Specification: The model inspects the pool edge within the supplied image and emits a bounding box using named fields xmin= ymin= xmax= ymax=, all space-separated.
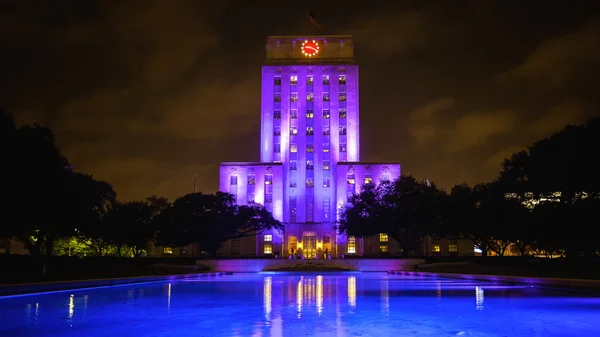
xmin=388 ymin=270 xmax=600 ymax=290
xmin=0 ymin=272 xmax=233 ymax=297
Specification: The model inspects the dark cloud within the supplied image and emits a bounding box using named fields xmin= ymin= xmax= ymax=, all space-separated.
xmin=2 ymin=0 xmax=600 ymax=199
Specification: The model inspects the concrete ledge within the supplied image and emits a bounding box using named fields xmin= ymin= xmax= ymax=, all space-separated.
xmin=0 ymin=272 xmax=230 ymax=297
xmin=197 ymin=258 xmax=424 ymax=272
xmin=388 ymin=270 xmax=600 ymax=290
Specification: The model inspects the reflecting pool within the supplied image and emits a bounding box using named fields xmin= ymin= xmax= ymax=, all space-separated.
xmin=1 ymin=273 xmax=599 ymax=336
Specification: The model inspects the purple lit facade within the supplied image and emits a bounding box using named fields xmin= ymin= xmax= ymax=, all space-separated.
xmin=218 ymin=35 xmax=401 ymax=258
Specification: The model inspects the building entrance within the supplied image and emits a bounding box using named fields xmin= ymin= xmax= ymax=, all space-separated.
xmin=302 ymin=232 xmax=317 ymax=259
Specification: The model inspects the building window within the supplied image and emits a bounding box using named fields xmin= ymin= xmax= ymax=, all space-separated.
xmin=306 ymin=197 xmax=314 ymax=222
xmin=290 ymin=126 xmax=298 ymax=135
xmin=274 ymin=143 xmax=280 ymax=153
xmin=339 ymin=94 xmax=346 ymax=101
xmin=290 ymin=94 xmax=298 ymax=102
xmin=323 ymin=126 xmax=330 ymax=135
xmin=264 ymin=243 xmax=273 ymax=255
xmin=339 ymin=126 xmax=347 ymax=135
xmin=364 ymin=175 xmax=373 ymax=185
xmin=290 ymin=75 xmax=298 ymax=85
xmin=381 ymin=173 xmax=391 ymax=182
xmin=323 ymin=92 xmax=330 ymax=101
xmin=432 ymin=239 xmax=441 ymax=253
xmin=347 ymin=174 xmax=355 ymax=185
xmin=274 ymin=77 xmax=281 ymax=85
xmin=449 ymin=243 xmax=458 ymax=252
xmin=163 ymin=247 xmax=173 ymax=254
xmin=306 ymin=160 xmax=314 ymax=170
xmin=306 ymin=144 xmax=314 ymax=152
xmin=323 ymin=143 xmax=330 ymax=152
xmin=290 ymin=109 xmax=298 ymax=118
xmin=323 ymin=75 xmax=330 ymax=84
xmin=230 ymin=176 xmax=238 ymax=185
xmin=340 ymin=143 xmax=347 ymax=152
xmin=323 ymin=109 xmax=330 ymax=118
xmin=264 ymin=234 xmax=272 ymax=242
xmin=274 ymin=126 xmax=281 ymax=136
xmin=347 ymin=237 xmax=356 ymax=254
xmin=290 ymin=177 xmax=297 ymax=187
xmin=290 ymin=144 xmax=297 ymax=152
xmin=323 ymin=198 xmax=331 ymax=219
xmin=306 ymin=93 xmax=314 ymax=102
xmin=265 ymin=194 xmax=273 ymax=203
xmin=306 ymin=110 xmax=314 ymax=118
xmin=290 ymin=196 xmax=297 ymax=223
xmin=274 ymin=110 xmax=281 ymax=119
xmin=248 ymin=175 xmax=255 ymax=185
xmin=339 ymin=109 xmax=347 ymax=118
xmin=380 ymin=245 xmax=388 ymax=253
xmin=274 ymin=94 xmax=281 ymax=102
xmin=306 ymin=127 xmax=314 ymax=135
xmin=306 ymin=178 xmax=314 ymax=187
xmin=323 ymin=177 xmax=330 ymax=187
xmin=265 ymin=174 xmax=273 ymax=185
xmin=247 ymin=193 xmax=255 ymax=203
xmin=289 ymin=160 xmax=297 ymax=170
xmin=323 ymin=160 xmax=330 ymax=170
xmin=306 ymin=76 xmax=314 ymax=85
xmin=339 ymin=75 xmax=346 ymax=84
xmin=379 ymin=233 xmax=388 ymax=242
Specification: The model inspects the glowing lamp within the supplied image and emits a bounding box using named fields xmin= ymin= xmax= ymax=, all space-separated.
xmin=301 ymin=40 xmax=320 ymax=57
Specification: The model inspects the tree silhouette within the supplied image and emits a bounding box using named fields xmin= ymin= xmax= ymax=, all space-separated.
xmin=338 ymin=175 xmax=445 ymax=256
xmin=153 ymin=192 xmax=283 ymax=255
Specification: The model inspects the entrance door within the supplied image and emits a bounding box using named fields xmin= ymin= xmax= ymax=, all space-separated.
xmin=302 ymin=234 xmax=317 ymax=259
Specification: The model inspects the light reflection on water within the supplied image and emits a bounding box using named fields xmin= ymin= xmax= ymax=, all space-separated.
xmin=2 ymin=273 xmax=600 ymax=337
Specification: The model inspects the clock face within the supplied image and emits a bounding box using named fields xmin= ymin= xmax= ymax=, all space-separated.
xmin=301 ymin=40 xmax=320 ymax=57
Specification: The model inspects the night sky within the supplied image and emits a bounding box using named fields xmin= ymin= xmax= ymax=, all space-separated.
xmin=2 ymin=1 xmax=599 ymax=201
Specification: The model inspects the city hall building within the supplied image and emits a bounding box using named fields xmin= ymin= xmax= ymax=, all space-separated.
xmin=216 ymin=35 xmax=401 ymax=258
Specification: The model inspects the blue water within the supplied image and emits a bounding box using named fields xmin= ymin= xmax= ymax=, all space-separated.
xmin=1 ymin=273 xmax=599 ymax=336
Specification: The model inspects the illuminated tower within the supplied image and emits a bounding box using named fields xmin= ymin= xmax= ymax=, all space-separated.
xmin=219 ymin=36 xmax=401 ymax=258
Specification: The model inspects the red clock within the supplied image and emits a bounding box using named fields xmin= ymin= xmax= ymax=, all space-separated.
xmin=301 ymin=40 xmax=320 ymax=57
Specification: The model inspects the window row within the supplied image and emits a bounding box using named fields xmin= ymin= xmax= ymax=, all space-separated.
xmin=284 ymin=93 xmax=346 ymax=102
xmin=289 ymin=143 xmax=347 ymax=153
xmin=286 ymin=126 xmax=347 ymax=136
xmin=274 ymin=75 xmax=346 ymax=86
xmin=273 ymin=109 xmax=347 ymax=119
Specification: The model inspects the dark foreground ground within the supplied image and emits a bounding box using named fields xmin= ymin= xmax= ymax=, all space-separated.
xmin=0 ymin=255 xmax=203 ymax=284
xmin=1 ymin=255 xmax=599 ymax=285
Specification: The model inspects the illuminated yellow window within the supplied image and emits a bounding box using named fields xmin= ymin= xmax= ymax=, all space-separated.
xmin=432 ymin=245 xmax=441 ymax=253
xmin=264 ymin=243 xmax=273 ymax=254
xmin=264 ymin=234 xmax=272 ymax=242
xmin=347 ymin=236 xmax=356 ymax=254
xmin=364 ymin=177 xmax=373 ymax=185
xmin=449 ymin=244 xmax=458 ymax=252
xmin=290 ymin=144 xmax=297 ymax=152
xmin=379 ymin=233 xmax=388 ymax=242
xmin=163 ymin=247 xmax=173 ymax=254
xmin=380 ymin=245 xmax=388 ymax=253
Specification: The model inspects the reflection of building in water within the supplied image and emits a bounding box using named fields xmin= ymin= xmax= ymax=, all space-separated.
xmin=475 ymin=286 xmax=484 ymax=310
xmin=264 ymin=276 xmax=272 ymax=319
xmin=381 ymin=277 xmax=389 ymax=314
xmin=167 ymin=283 xmax=172 ymax=311
xmin=316 ymin=275 xmax=323 ymax=315
xmin=68 ymin=294 xmax=74 ymax=319
xmin=348 ymin=276 xmax=356 ymax=308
